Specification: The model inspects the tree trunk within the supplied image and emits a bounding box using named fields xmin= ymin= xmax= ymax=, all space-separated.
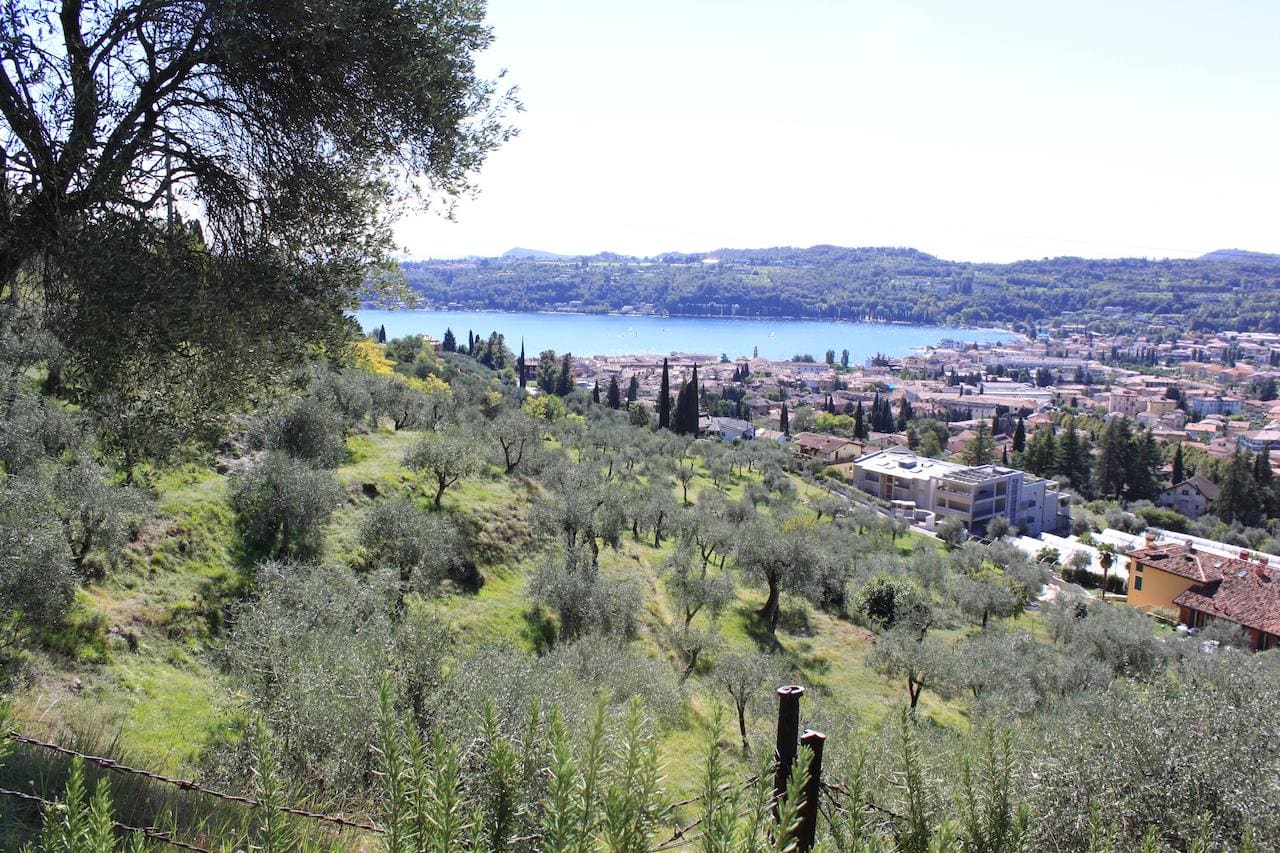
xmin=736 ymin=699 xmax=750 ymax=754
xmin=757 ymin=574 xmax=781 ymax=635
xmin=908 ymin=675 xmax=922 ymax=709
xmin=434 ymin=478 xmax=447 ymax=509
xmin=679 ymin=646 xmax=700 ymax=682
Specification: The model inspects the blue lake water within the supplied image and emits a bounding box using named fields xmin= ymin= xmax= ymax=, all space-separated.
xmin=354 ymin=309 xmax=1012 ymax=362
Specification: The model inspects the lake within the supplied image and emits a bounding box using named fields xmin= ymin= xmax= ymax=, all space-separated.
xmin=354 ymin=309 xmax=1012 ymax=362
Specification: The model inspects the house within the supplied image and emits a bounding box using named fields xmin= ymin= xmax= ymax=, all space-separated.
xmin=1239 ymin=428 xmax=1280 ymax=455
xmin=1157 ymin=475 xmax=1220 ymax=520
xmin=791 ymin=432 xmax=860 ymax=464
xmin=1173 ymin=563 xmax=1280 ymax=650
xmin=707 ymin=417 xmax=755 ymax=442
xmin=850 ymin=448 xmax=1070 ymax=537
xmin=1125 ymin=541 xmax=1258 ymax=619
xmin=755 ymin=428 xmax=788 ymax=443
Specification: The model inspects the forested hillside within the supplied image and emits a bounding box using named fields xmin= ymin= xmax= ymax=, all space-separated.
xmin=399 ymin=247 xmax=1280 ymax=332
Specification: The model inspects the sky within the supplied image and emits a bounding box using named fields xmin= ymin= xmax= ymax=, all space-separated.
xmin=393 ymin=0 xmax=1280 ymax=263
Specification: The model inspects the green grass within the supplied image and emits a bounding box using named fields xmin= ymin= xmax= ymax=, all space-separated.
xmin=13 ymin=425 xmax=984 ymax=790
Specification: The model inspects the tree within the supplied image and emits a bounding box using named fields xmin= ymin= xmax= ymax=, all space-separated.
xmin=1093 ymin=419 xmax=1131 ymax=499
xmin=734 ymin=514 xmax=818 ymax=638
xmin=1012 ymin=417 xmax=1026 ymax=454
xmin=626 ymin=375 xmax=639 ymax=403
xmin=442 ymin=328 xmax=457 ymax=353
xmin=824 ymin=349 xmax=836 ymax=365
xmin=712 ymin=652 xmax=789 ymax=754
xmin=1022 ymin=425 xmax=1057 ymax=478
xmin=1055 ymin=415 xmax=1090 ymax=492
xmin=607 ymin=375 xmax=622 ymax=409
xmin=961 ymin=421 xmax=995 ymax=466
xmin=840 ymin=349 xmax=850 ymax=369
xmin=852 ymin=574 xmax=931 ymax=631
xmin=555 ymin=354 xmax=574 ymax=397
xmin=230 ymin=452 xmax=343 ymax=561
xmin=780 ymin=402 xmax=790 ymax=435
xmin=517 ymin=340 xmax=527 ymax=388
xmin=405 ymin=426 xmax=486 ymax=509
xmin=0 ymin=0 xmax=514 ymax=431
xmin=937 ymin=516 xmax=968 ymax=547
xmin=791 ymin=404 xmax=815 ymax=434
xmin=1217 ymin=450 xmax=1262 ymax=526
xmin=258 ymin=396 xmax=348 ymax=467
xmin=53 ymin=456 xmax=149 ymax=578
xmin=1 ymin=477 xmax=77 ymax=646
xmin=360 ymin=498 xmax=462 ymax=611
xmin=868 ymin=626 xmax=952 ymax=710
xmin=658 ymin=359 xmax=672 ymax=430
xmin=853 ymin=401 xmax=866 ymax=439
xmin=537 ymin=350 xmax=559 ymax=394
xmin=591 ymin=380 xmax=601 ymax=405
xmin=490 ymin=409 xmax=540 ymax=474
xmin=1171 ymin=443 xmax=1184 ymax=485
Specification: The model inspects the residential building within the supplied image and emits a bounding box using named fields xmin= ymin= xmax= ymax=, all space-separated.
xmin=1239 ymin=428 xmax=1280 ymax=455
xmin=850 ymin=448 xmax=1070 ymax=537
xmin=791 ymin=432 xmax=861 ymax=465
xmin=707 ymin=417 xmax=755 ymax=442
xmin=1157 ymin=476 xmax=1220 ymax=520
xmin=1126 ymin=542 xmax=1279 ymax=649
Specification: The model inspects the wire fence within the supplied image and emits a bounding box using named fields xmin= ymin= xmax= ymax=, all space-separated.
xmin=4 ymin=685 xmax=888 ymax=852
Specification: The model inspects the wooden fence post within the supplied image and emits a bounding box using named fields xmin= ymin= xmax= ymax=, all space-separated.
xmin=774 ymin=685 xmax=804 ymax=815
xmin=796 ymin=729 xmax=827 ymax=852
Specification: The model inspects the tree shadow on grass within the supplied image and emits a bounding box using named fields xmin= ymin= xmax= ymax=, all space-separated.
xmin=520 ymin=606 xmax=556 ymax=654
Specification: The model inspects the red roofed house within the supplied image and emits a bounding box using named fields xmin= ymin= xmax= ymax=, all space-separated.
xmin=791 ymin=432 xmax=861 ymax=465
xmin=1126 ymin=541 xmax=1280 ymax=649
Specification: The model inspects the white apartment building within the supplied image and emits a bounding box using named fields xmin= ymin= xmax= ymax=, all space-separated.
xmin=851 ymin=448 xmax=1070 ymax=537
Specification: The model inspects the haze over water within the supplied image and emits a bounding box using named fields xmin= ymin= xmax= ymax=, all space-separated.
xmin=356 ymin=309 xmax=1012 ymax=362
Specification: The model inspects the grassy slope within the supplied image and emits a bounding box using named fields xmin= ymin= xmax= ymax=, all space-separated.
xmin=11 ymin=428 xmax=972 ymax=793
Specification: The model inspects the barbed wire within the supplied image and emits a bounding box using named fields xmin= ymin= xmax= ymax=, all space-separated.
xmin=0 ymin=786 xmax=211 ymax=852
xmin=5 ymin=730 xmax=384 ymax=835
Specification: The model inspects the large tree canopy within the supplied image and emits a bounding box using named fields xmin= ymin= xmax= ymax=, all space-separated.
xmin=0 ymin=0 xmax=515 ymax=450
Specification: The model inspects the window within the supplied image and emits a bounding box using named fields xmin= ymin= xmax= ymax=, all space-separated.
xmin=1135 ymin=563 xmax=1143 ymax=572
xmin=1134 ymin=576 xmax=1143 ymax=591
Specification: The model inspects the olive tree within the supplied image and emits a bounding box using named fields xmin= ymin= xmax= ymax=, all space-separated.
xmin=0 ymin=0 xmax=515 ymax=447
xmin=733 ymin=513 xmax=819 ymax=638
xmin=53 ymin=455 xmax=149 ymax=578
xmin=229 ymin=452 xmax=343 ymax=561
xmin=360 ymin=498 xmax=463 ymax=610
xmin=1 ymin=478 xmax=76 ymax=648
xmin=404 ymin=426 xmax=486 ymax=509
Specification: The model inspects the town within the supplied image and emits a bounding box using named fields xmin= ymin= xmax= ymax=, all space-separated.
xmin=441 ymin=320 xmax=1280 ymax=651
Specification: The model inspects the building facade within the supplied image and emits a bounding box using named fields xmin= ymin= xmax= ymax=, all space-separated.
xmin=851 ymin=448 xmax=1070 ymax=537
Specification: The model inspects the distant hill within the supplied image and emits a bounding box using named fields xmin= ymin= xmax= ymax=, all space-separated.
xmin=502 ymin=247 xmax=569 ymax=260
xmin=1199 ymin=248 xmax=1280 ymax=264
xmin=396 ymin=244 xmax=1280 ymax=333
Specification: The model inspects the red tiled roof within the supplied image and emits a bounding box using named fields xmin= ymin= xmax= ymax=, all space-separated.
xmin=792 ymin=432 xmax=852 ymax=455
xmin=1173 ymin=564 xmax=1280 ymax=634
xmin=1127 ymin=542 xmax=1254 ymax=584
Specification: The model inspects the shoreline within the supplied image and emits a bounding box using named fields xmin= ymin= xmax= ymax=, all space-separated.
xmin=357 ymin=304 xmax=1021 ymax=341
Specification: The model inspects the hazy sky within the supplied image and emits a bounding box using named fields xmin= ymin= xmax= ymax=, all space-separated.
xmin=394 ymin=0 xmax=1280 ymax=263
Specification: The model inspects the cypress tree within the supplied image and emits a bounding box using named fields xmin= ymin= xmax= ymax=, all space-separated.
xmin=377 ymin=324 xmax=387 ymax=344
xmin=896 ymin=398 xmax=914 ymax=432
xmin=1012 ymin=417 xmax=1026 ymax=453
xmin=517 ymin=340 xmax=526 ymax=388
xmin=443 ymin=328 xmax=457 ymax=353
xmin=1171 ymin=443 xmax=1184 ymax=485
xmin=780 ymin=402 xmax=790 ymax=435
xmin=673 ymin=382 xmax=691 ymax=435
xmin=626 ymin=375 xmax=639 ymax=403
xmin=607 ymin=375 xmax=621 ymax=409
xmin=658 ymin=358 xmax=672 ymax=430
xmin=592 ymin=380 xmax=600 ymax=404
xmin=853 ymin=401 xmax=866 ymax=439
xmin=556 ymin=354 xmax=573 ymax=396
xmin=467 ymin=330 xmax=474 ymax=352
